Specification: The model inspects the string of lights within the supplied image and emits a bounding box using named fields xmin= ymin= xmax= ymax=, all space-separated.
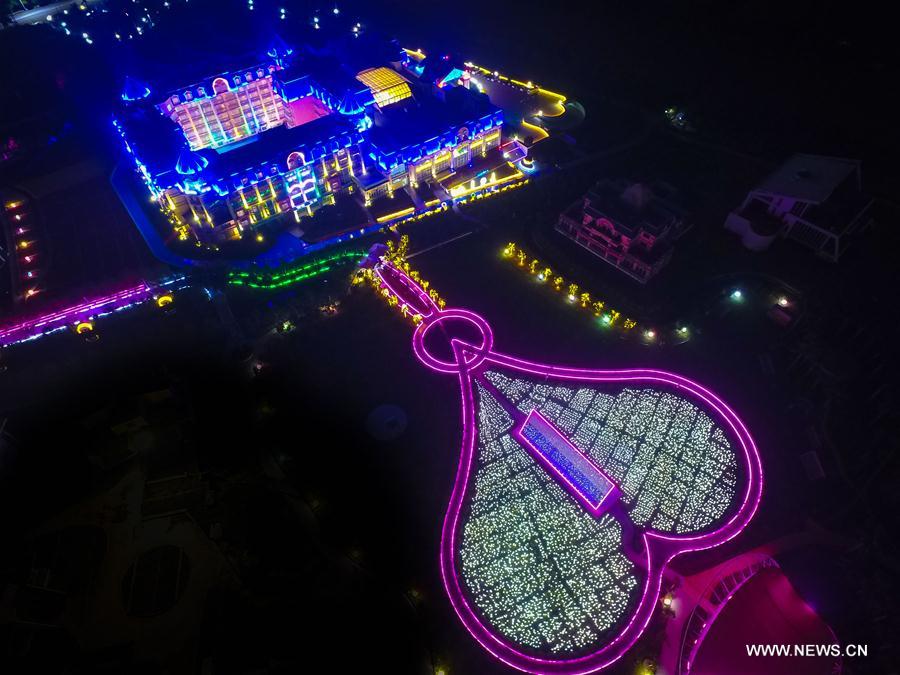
xmin=227 ymin=249 xmax=365 ymax=289
xmin=501 ymin=242 xmax=643 ymax=336
xmin=484 ymin=370 xmax=740 ymax=535
xmin=458 ymin=383 xmax=641 ymax=655
xmin=356 ymin=235 xmax=447 ymax=323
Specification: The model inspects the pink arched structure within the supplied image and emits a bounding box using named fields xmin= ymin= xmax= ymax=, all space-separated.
xmin=372 ymin=259 xmax=764 ymax=674
xmin=211 ymin=77 xmax=232 ymax=95
xmin=286 ymin=151 xmax=306 ymax=171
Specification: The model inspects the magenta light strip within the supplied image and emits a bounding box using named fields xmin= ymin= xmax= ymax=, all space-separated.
xmin=376 ymin=261 xmax=438 ymax=318
xmin=679 ymin=560 xmax=777 ymax=674
xmin=0 ymin=282 xmax=153 ymax=347
xmin=373 ymin=259 xmax=763 ymax=674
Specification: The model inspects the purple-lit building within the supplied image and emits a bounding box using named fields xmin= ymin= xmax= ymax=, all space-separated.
xmin=557 ymin=180 xmax=689 ymax=283
xmin=114 ymin=39 xmax=508 ymax=245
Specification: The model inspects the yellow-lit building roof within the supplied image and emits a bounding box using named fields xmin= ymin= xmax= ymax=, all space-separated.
xmin=356 ymin=67 xmax=413 ymax=108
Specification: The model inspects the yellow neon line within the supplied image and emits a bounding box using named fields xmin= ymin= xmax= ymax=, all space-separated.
xmin=182 ymin=106 xmax=202 ymax=149
xmin=267 ymin=178 xmax=281 ymax=212
xmin=376 ymin=206 xmax=415 ymax=223
xmin=520 ymin=119 xmax=549 ymax=141
xmin=448 ymin=170 xmax=524 ymax=199
xmin=466 ymin=61 xmax=567 ymax=115
xmin=537 ymin=87 xmax=567 ymax=102
xmin=402 ymin=47 xmax=426 ymax=61
xmin=536 ymin=90 xmax=566 ymax=117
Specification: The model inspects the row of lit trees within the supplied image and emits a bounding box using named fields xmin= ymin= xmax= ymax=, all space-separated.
xmin=354 ymin=235 xmax=448 ymax=324
xmin=502 ymin=242 xmax=639 ymax=332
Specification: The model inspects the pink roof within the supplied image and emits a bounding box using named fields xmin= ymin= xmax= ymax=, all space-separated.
xmin=692 ymin=567 xmax=840 ymax=675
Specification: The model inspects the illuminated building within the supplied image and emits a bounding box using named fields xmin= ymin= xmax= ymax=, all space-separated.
xmin=557 ymin=180 xmax=688 ymax=284
xmin=725 ymin=153 xmax=873 ymax=261
xmin=114 ymin=37 xmax=509 ymax=244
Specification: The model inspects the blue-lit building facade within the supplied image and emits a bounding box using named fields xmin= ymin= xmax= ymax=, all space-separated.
xmin=114 ymin=40 xmax=506 ymax=243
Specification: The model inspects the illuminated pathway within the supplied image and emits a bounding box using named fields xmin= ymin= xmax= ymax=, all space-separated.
xmin=364 ymin=254 xmax=763 ymax=674
xmin=0 ymin=275 xmax=187 ymax=348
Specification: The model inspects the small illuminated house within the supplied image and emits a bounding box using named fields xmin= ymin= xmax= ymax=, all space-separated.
xmin=114 ymin=39 xmax=506 ymax=243
xmin=725 ymin=154 xmax=873 ymax=261
xmin=557 ymin=180 xmax=688 ymax=283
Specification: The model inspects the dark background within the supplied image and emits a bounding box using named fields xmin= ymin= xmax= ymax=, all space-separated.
xmin=1 ymin=1 xmax=898 ymax=673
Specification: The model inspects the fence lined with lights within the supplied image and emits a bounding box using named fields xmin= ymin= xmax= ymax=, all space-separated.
xmin=227 ymin=249 xmax=365 ymax=290
xmin=463 ymin=62 xmax=568 ymax=116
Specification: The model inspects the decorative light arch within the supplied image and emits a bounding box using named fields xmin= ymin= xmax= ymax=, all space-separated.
xmin=286 ymin=151 xmax=306 ymax=171
xmin=211 ymin=77 xmax=231 ymax=95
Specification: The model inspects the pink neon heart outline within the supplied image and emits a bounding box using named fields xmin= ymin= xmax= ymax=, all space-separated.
xmin=374 ymin=260 xmax=763 ymax=674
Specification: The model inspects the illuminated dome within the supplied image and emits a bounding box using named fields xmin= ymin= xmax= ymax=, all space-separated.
xmin=175 ymin=148 xmax=209 ymax=176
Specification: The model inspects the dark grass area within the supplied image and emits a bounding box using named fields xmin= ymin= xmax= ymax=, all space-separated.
xmin=414 ymin=181 xmax=439 ymax=205
xmin=23 ymin=172 xmax=162 ymax=300
xmin=0 ymin=286 xmax=433 ymax=673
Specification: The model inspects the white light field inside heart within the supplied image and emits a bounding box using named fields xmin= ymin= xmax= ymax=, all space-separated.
xmin=458 ymin=384 xmax=641 ymax=656
xmin=484 ymin=371 xmax=739 ymax=535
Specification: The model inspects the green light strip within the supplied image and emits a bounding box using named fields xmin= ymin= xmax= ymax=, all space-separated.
xmin=227 ymin=250 xmax=365 ymax=290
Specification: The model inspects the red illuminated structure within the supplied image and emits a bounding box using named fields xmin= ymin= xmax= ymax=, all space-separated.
xmin=557 ymin=180 xmax=688 ymax=284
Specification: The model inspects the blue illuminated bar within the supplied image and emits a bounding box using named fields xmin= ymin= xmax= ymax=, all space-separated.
xmin=515 ymin=409 xmax=618 ymax=515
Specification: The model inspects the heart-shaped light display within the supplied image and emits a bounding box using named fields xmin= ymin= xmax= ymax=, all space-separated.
xmin=373 ymin=260 xmax=762 ymax=674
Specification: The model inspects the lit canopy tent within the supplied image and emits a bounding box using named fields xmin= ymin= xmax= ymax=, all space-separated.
xmin=174 ymin=147 xmax=209 ymax=176
xmin=356 ymin=67 xmax=413 ymax=108
xmin=337 ymin=90 xmax=365 ymax=116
